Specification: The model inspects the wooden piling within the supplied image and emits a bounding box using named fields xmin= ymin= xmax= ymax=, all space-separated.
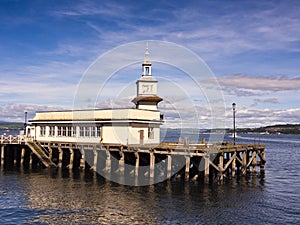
xmin=252 ymin=151 xmax=257 ymax=173
xmin=69 ymin=148 xmax=74 ymax=169
xmin=48 ymin=144 xmax=53 ymax=161
xmin=92 ymin=148 xmax=97 ymax=172
xmin=20 ymin=147 xmax=25 ymax=165
xmin=118 ymin=150 xmax=125 ymax=175
xmin=259 ymin=151 xmax=266 ymax=172
xmin=134 ymin=152 xmax=139 ymax=177
xmin=219 ymin=153 xmax=224 ymax=181
xmin=1 ymin=145 xmax=5 ymax=166
xmin=29 ymin=152 xmax=33 ymax=168
xmin=185 ymin=156 xmax=190 ymax=181
xmin=150 ymin=152 xmax=155 ymax=178
xmin=242 ymin=151 xmax=247 ymax=175
xmin=105 ymin=148 xmax=111 ymax=173
xmin=13 ymin=146 xmax=17 ymax=165
xmin=80 ymin=148 xmax=85 ymax=169
xmin=231 ymin=152 xmax=236 ymax=177
xmin=167 ymin=155 xmax=172 ymax=178
xmin=58 ymin=146 xmax=63 ymax=168
xmin=204 ymin=155 xmax=210 ymax=183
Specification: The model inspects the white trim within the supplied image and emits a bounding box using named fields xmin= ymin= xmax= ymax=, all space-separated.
xmin=30 ymin=119 xmax=163 ymax=125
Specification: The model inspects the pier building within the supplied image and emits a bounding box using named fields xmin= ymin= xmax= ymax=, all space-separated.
xmin=27 ymin=46 xmax=163 ymax=146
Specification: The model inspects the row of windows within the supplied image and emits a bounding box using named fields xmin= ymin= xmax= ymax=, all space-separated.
xmin=40 ymin=126 xmax=101 ymax=138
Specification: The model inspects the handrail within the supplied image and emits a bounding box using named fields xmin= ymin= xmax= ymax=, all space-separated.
xmin=0 ymin=134 xmax=26 ymax=144
xmin=0 ymin=134 xmax=35 ymax=144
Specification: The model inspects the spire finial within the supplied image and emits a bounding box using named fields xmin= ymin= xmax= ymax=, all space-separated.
xmin=144 ymin=41 xmax=150 ymax=63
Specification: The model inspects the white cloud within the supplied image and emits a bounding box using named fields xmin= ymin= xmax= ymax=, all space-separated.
xmin=218 ymin=74 xmax=300 ymax=91
xmin=52 ymin=1 xmax=131 ymax=18
xmin=250 ymin=98 xmax=280 ymax=107
xmin=229 ymin=108 xmax=300 ymax=128
xmin=0 ymin=104 xmax=65 ymax=122
xmin=0 ymin=59 xmax=89 ymax=106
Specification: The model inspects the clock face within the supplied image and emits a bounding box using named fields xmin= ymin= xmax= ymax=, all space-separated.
xmin=142 ymin=84 xmax=153 ymax=94
xmin=138 ymin=82 xmax=156 ymax=95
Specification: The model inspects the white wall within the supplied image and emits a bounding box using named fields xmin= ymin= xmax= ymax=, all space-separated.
xmin=137 ymin=104 xmax=157 ymax=111
xmin=102 ymin=125 xmax=130 ymax=145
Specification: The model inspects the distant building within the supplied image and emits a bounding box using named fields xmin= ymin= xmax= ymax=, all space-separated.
xmin=27 ymin=46 xmax=163 ymax=145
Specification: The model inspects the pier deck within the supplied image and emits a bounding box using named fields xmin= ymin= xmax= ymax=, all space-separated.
xmin=0 ymin=134 xmax=266 ymax=183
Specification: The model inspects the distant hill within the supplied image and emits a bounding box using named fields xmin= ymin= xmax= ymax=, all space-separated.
xmin=1 ymin=121 xmax=299 ymax=134
xmin=234 ymin=124 xmax=300 ymax=134
xmin=0 ymin=121 xmax=24 ymax=129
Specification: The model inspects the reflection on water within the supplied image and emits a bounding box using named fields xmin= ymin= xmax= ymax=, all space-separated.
xmin=0 ymin=167 xmax=268 ymax=224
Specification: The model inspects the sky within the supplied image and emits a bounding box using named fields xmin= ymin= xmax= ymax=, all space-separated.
xmin=0 ymin=0 xmax=299 ymax=128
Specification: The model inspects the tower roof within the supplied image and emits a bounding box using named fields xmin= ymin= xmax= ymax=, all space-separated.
xmin=132 ymin=95 xmax=163 ymax=105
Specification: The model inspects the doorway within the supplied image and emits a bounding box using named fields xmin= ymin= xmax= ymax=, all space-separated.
xmin=139 ymin=130 xmax=144 ymax=145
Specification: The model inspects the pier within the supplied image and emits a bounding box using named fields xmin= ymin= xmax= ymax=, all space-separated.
xmin=0 ymin=134 xmax=266 ymax=183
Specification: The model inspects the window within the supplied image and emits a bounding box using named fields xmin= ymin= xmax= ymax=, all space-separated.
xmin=40 ymin=126 xmax=46 ymax=137
xmin=67 ymin=126 xmax=72 ymax=137
xmin=62 ymin=126 xmax=66 ymax=136
xmin=85 ymin=126 xmax=90 ymax=137
xmin=148 ymin=127 xmax=154 ymax=139
xmin=96 ymin=126 xmax=101 ymax=137
xmin=91 ymin=127 xmax=95 ymax=137
xmin=57 ymin=127 xmax=61 ymax=136
xmin=49 ymin=126 xmax=55 ymax=136
xmin=79 ymin=126 xmax=84 ymax=137
xmin=72 ymin=126 xmax=77 ymax=137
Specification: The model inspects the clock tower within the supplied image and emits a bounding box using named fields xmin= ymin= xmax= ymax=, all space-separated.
xmin=132 ymin=44 xmax=163 ymax=110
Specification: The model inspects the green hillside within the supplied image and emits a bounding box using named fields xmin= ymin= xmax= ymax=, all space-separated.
xmin=0 ymin=121 xmax=24 ymax=129
xmin=234 ymin=124 xmax=300 ymax=134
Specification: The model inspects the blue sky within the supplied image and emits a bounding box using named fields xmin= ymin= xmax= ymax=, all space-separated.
xmin=0 ymin=0 xmax=299 ymax=128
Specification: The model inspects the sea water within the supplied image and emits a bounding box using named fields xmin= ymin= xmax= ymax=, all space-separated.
xmin=0 ymin=133 xmax=299 ymax=224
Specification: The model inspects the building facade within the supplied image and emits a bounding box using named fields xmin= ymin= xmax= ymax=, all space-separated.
xmin=27 ymin=47 xmax=163 ymax=145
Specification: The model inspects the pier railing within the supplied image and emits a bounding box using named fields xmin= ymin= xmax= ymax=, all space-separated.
xmin=0 ymin=134 xmax=27 ymax=144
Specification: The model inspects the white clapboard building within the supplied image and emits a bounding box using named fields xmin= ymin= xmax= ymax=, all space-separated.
xmin=27 ymin=47 xmax=163 ymax=145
